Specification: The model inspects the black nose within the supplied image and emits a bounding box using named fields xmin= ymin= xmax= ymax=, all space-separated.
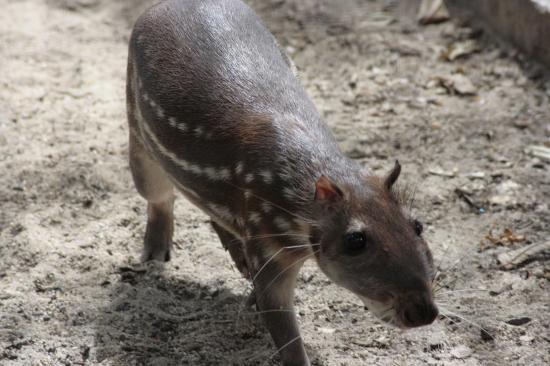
xmin=403 ymin=302 xmax=438 ymax=327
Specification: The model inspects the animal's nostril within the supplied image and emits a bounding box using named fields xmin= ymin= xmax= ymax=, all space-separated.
xmin=427 ymin=303 xmax=439 ymax=323
xmin=403 ymin=307 xmax=418 ymax=325
xmin=403 ymin=303 xmax=438 ymax=327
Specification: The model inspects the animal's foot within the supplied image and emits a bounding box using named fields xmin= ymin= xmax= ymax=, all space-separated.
xmin=141 ymin=244 xmax=171 ymax=262
xmin=141 ymin=234 xmax=172 ymax=262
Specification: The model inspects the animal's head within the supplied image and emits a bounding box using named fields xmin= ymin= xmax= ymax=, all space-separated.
xmin=311 ymin=161 xmax=438 ymax=329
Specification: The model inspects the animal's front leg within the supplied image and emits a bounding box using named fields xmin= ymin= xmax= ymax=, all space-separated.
xmin=211 ymin=221 xmax=250 ymax=279
xmin=251 ymin=248 xmax=310 ymax=366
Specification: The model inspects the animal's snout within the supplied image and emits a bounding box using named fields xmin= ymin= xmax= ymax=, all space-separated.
xmin=401 ymin=300 xmax=438 ymax=327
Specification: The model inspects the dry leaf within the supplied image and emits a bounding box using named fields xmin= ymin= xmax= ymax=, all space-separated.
xmin=484 ymin=228 xmax=526 ymax=247
xmin=442 ymin=40 xmax=481 ymax=61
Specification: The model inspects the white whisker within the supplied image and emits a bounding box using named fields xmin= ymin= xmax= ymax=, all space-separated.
xmin=226 ymin=232 xmax=312 ymax=247
xmin=251 ymin=244 xmax=319 ymax=285
xmin=435 ymin=288 xmax=492 ymax=296
xmin=261 ymin=335 xmax=302 ymax=366
xmin=438 ymin=305 xmax=495 ymax=339
xmin=255 ymin=249 xmax=320 ymax=304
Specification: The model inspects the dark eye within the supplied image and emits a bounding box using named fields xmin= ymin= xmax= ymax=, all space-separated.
xmin=343 ymin=232 xmax=368 ymax=255
xmin=413 ymin=220 xmax=423 ymax=236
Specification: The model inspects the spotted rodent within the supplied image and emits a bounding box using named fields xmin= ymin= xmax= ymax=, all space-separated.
xmin=126 ymin=0 xmax=438 ymax=364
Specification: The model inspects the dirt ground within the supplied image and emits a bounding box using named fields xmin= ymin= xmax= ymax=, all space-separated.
xmin=1 ymin=0 xmax=549 ymax=365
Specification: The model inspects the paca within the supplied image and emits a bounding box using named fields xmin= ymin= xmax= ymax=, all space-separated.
xmin=126 ymin=0 xmax=438 ymax=364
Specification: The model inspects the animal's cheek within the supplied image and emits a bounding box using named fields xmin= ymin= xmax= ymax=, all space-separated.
xmin=318 ymin=237 xmax=341 ymax=257
xmin=316 ymin=255 xmax=345 ymax=283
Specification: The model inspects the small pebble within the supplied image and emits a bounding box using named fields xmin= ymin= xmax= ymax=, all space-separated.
xmin=506 ymin=317 xmax=531 ymax=326
xmin=318 ymin=327 xmax=335 ymax=334
xmin=450 ymin=345 xmax=472 ymax=359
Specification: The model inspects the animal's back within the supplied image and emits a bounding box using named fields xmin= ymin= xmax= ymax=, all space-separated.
xmin=127 ymin=0 xmax=346 ymax=234
xmin=131 ymin=0 xmax=317 ymax=127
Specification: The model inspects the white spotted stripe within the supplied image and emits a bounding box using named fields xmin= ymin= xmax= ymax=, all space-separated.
xmin=207 ymin=203 xmax=233 ymax=222
xmin=235 ymin=161 xmax=244 ymax=175
xmin=194 ymin=126 xmax=204 ymax=137
xmin=283 ymin=187 xmax=296 ymax=201
xmin=278 ymin=170 xmax=293 ymax=182
xmin=141 ymin=96 xmax=219 ymax=141
xmin=188 ymin=163 xmax=203 ymax=175
xmin=176 ymin=123 xmax=188 ymax=132
xmin=274 ymin=216 xmax=292 ymax=232
xmin=245 ymin=173 xmax=254 ymax=184
xmin=260 ymin=170 xmax=273 ymax=184
xmin=138 ymin=117 xmax=231 ymax=182
xmin=218 ymin=168 xmax=231 ymax=180
xmin=260 ymin=201 xmax=272 ymax=213
xmin=204 ymin=167 xmax=218 ymax=180
xmin=155 ymin=106 xmax=165 ymax=118
xmin=248 ymin=211 xmax=262 ymax=225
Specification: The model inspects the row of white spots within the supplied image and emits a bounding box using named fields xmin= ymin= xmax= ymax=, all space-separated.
xmin=244 ymin=173 xmax=254 ymax=184
xmin=138 ymin=80 xmax=288 ymax=191
xmin=259 ymin=170 xmax=273 ymax=184
xmin=168 ymin=117 xmax=179 ymax=129
xmin=139 ymin=113 xmax=233 ymax=182
xmin=206 ymin=203 xmax=233 ymax=223
xmin=248 ymin=211 xmax=262 ymax=225
xmin=273 ymin=216 xmax=292 ymax=232
xmin=137 ymin=93 xmax=289 ymax=203
xmin=139 ymin=80 xmax=190 ymax=135
xmin=140 ymin=86 xmax=214 ymax=140
xmin=235 ymin=161 xmax=244 ymax=175
xmin=136 ymin=79 xmax=308 ymax=237
xmin=283 ymin=187 xmax=296 ymax=201
xmin=260 ymin=201 xmax=272 ymax=213
xmin=243 ymin=170 xmax=275 ymax=185
xmin=135 ymin=77 xmax=247 ymax=238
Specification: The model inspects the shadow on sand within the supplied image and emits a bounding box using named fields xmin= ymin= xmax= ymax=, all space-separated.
xmin=93 ymin=264 xmax=322 ymax=365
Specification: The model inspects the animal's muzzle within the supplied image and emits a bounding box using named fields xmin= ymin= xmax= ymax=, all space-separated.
xmin=401 ymin=300 xmax=439 ymax=327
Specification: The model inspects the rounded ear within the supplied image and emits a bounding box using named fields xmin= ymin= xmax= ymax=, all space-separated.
xmin=314 ymin=175 xmax=344 ymax=203
xmin=384 ymin=160 xmax=401 ymax=189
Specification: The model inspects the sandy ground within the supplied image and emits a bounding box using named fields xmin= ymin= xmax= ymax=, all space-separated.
xmin=1 ymin=0 xmax=549 ymax=365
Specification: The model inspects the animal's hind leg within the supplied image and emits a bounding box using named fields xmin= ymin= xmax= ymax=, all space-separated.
xmin=211 ymin=221 xmax=250 ymax=279
xmin=129 ymin=130 xmax=175 ymax=262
